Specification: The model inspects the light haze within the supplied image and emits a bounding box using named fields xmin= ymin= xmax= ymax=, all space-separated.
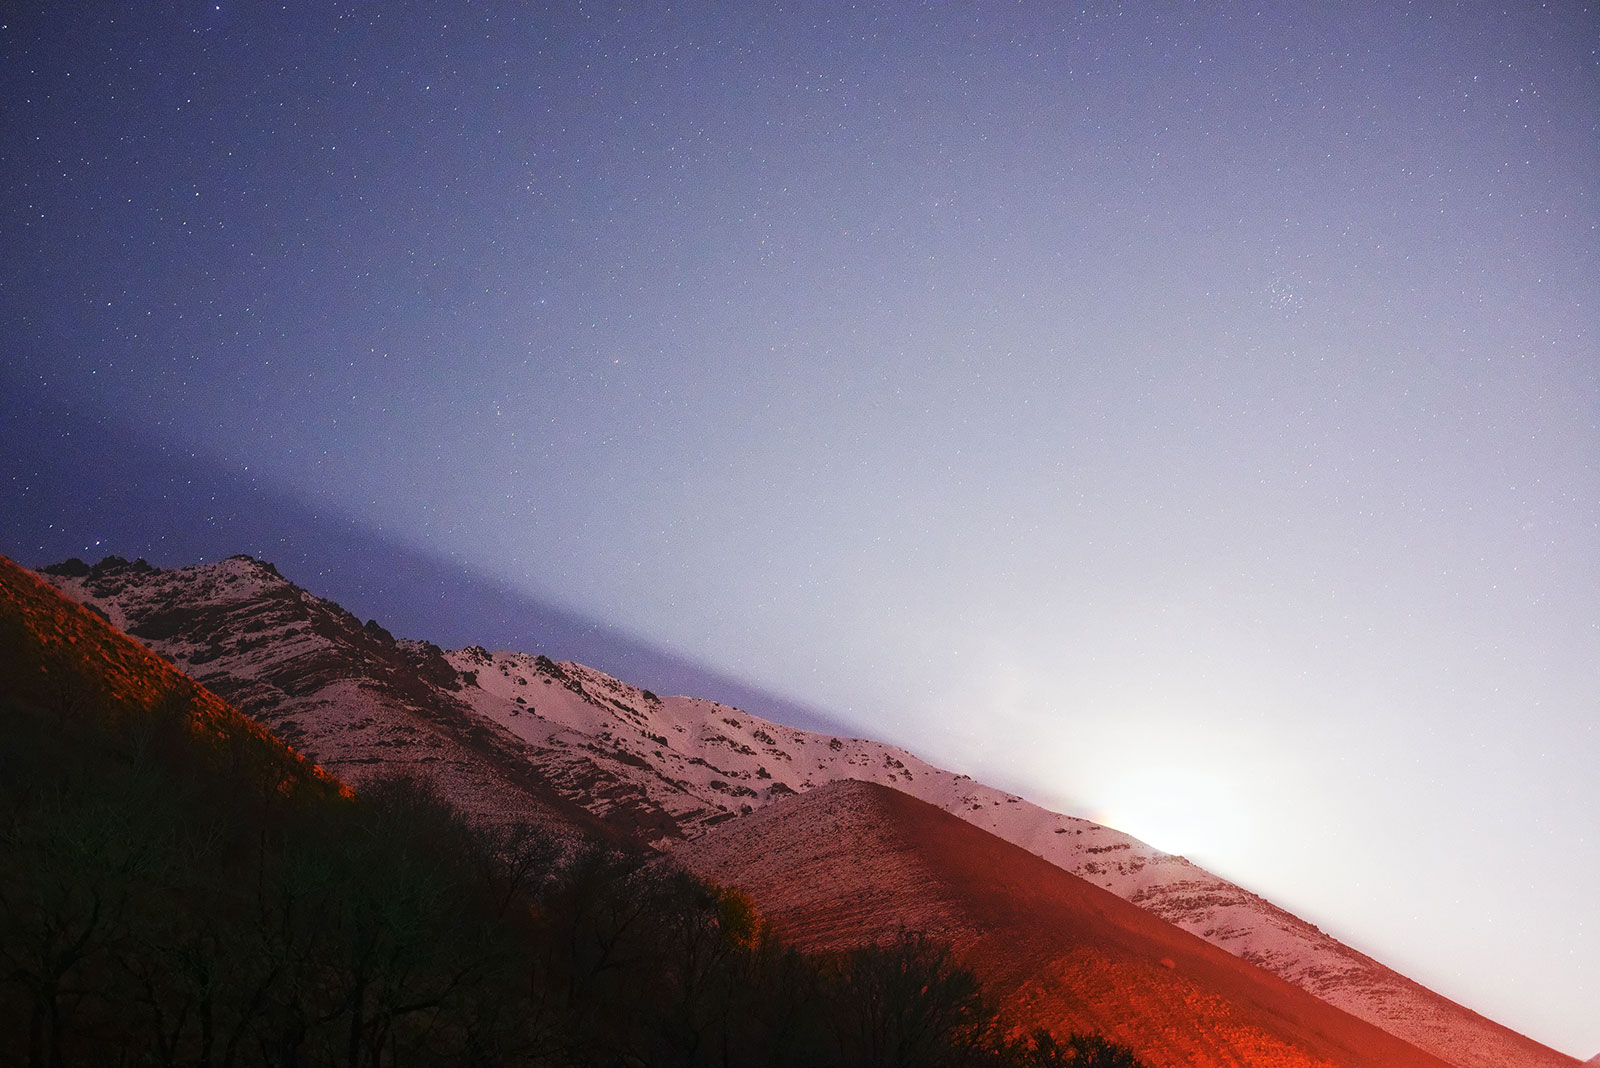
xmin=1 ymin=2 xmax=1595 ymax=1054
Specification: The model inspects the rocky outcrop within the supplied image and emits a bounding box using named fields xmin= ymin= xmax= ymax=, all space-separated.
xmin=40 ymin=555 xmax=1581 ymax=1068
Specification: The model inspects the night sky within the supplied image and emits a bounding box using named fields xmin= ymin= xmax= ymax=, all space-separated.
xmin=2 ymin=2 xmax=1596 ymax=1055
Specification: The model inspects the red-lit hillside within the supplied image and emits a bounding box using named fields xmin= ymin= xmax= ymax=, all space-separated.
xmin=675 ymin=779 xmax=1461 ymax=1068
xmin=0 ymin=554 xmax=346 ymax=803
xmin=37 ymin=554 xmax=1580 ymax=1068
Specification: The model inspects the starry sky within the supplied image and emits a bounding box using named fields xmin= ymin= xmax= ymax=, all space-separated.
xmin=2 ymin=1 xmax=1596 ymax=1055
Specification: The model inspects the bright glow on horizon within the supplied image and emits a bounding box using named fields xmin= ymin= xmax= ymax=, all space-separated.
xmin=2 ymin=1 xmax=1595 ymax=1055
xmin=1090 ymin=765 xmax=1259 ymax=864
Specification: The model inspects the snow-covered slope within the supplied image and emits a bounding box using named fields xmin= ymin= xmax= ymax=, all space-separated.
xmin=35 ymin=555 xmax=622 ymax=842
xmin=452 ymin=642 xmax=1573 ymax=1068
xmin=40 ymin=555 xmax=1579 ymax=1068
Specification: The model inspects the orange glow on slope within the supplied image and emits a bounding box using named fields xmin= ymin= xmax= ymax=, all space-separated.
xmin=0 ymin=554 xmax=351 ymax=800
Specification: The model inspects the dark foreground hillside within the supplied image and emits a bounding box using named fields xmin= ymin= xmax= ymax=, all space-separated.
xmin=32 ymin=554 xmax=1581 ymax=1068
xmin=1 ymin=556 xmax=1141 ymax=1068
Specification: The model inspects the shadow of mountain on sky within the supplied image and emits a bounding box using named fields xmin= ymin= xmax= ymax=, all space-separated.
xmin=0 ymin=369 xmax=851 ymax=737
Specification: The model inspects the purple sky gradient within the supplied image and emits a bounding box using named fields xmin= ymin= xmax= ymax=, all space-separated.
xmin=3 ymin=2 xmax=1596 ymax=1054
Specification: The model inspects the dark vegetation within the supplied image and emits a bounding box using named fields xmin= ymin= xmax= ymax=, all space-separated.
xmin=1 ymin=566 xmax=1146 ymax=1068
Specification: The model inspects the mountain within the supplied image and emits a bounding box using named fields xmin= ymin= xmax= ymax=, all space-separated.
xmin=8 ymin=554 xmax=939 ymax=1067
xmin=0 ymin=554 xmax=344 ymax=806
xmin=37 ymin=553 xmax=1580 ymax=1068
xmin=674 ymin=779 xmax=1456 ymax=1068
xmin=33 ymin=554 xmax=631 ymax=847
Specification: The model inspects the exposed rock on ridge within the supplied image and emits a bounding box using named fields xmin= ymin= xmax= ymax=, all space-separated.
xmin=39 ymin=554 xmax=1581 ymax=1068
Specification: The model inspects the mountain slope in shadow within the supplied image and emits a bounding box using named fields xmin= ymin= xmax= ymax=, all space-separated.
xmin=33 ymin=553 xmax=1577 ymax=1068
xmin=0 ymin=553 xmax=346 ymax=804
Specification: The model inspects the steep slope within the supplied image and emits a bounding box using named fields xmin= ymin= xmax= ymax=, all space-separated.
xmin=35 ymin=555 xmax=624 ymax=844
xmin=441 ymin=637 xmax=1581 ymax=1068
xmin=39 ymin=554 xmax=1578 ymax=1068
xmin=674 ymin=779 xmax=1456 ymax=1068
xmin=0 ymin=554 xmax=344 ymax=805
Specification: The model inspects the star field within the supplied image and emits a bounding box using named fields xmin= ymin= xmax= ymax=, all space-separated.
xmin=2 ymin=2 xmax=1596 ymax=1055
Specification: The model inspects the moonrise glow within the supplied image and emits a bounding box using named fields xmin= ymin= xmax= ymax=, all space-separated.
xmin=2 ymin=2 xmax=1595 ymax=1056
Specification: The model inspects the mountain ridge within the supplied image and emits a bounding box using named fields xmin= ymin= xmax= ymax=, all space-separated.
xmin=34 ymin=552 xmax=1581 ymax=1068
xmin=674 ymin=777 xmax=1459 ymax=1068
xmin=0 ymin=555 xmax=346 ymax=800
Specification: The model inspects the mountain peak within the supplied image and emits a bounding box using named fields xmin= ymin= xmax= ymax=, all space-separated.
xmin=0 ymin=554 xmax=346 ymax=802
xmin=32 ymin=554 xmax=1585 ymax=1068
